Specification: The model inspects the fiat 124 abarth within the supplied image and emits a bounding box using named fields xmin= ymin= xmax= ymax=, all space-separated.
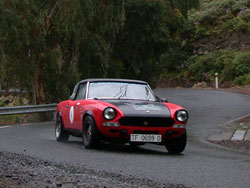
xmin=55 ymin=79 xmax=188 ymax=154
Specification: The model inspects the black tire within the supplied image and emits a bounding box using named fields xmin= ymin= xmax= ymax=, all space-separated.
xmin=55 ymin=114 xmax=69 ymax=142
xmin=82 ymin=116 xmax=100 ymax=149
xmin=165 ymin=129 xmax=187 ymax=154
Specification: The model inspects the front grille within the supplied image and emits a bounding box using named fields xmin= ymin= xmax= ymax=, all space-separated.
xmin=133 ymin=130 xmax=159 ymax=134
xmin=119 ymin=117 xmax=175 ymax=127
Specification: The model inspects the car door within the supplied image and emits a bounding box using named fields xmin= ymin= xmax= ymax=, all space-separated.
xmin=61 ymin=100 xmax=73 ymax=129
xmin=70 ymin=83 xmax=87 ymax=130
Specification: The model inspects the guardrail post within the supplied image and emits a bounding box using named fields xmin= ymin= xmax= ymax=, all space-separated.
xmin=215 ymin=73 xmax=219 ymax=89
xmin=53 ymin=112 xmax=57 ymax=121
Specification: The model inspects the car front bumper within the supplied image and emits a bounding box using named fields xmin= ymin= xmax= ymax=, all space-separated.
xmin=98 ymin=124 xmax=186 ymax=144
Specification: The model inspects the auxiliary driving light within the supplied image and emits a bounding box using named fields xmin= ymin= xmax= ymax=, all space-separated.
xmin=173 ymin=124 xmax=185 ymax=129
xmin=103 ymin=122 xmax=120 ymax=127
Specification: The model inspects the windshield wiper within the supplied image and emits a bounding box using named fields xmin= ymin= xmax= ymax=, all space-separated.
xmin=114 ymin=85 xmax=128 ymax=99
xmin=145 ymin=86 xmax=150 ymax=101
xmin=119 ymin=85 xmax=128 ymax=99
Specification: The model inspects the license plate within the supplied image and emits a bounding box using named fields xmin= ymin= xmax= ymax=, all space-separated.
xmin=130 ymin=134 xmax=162 ymax=143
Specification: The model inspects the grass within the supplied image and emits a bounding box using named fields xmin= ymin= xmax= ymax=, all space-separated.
xmin=0 ymin=95 xmax=52 ymax=125
xmin=0 ymin=114 xmax=40 ymax=125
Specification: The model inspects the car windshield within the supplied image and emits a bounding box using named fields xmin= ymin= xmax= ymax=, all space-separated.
xmin=87 ymin=82 xmax=156 ymax=101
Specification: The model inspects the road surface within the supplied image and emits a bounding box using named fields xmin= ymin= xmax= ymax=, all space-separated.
xmin=0 ymin=89 xmax=250 ymax=187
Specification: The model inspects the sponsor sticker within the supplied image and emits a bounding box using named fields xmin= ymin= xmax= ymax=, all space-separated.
xmin=69 ymin=106 xmax=74 ymax=124
xmin=133 ymin=104 xmax=161 ymax=111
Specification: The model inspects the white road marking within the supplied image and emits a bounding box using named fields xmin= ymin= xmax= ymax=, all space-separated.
xmin=21 ymin=123 xmax=31 ymax=126
xmin=0 ymin=126 xmax=11 ymax=129
xmin=224 ymin=113 xmax=250 ymax=125
xmin=231 ymin=130 xmax=246 ymax=141
xmin=0 ymin=123 xmax=30 ymax=128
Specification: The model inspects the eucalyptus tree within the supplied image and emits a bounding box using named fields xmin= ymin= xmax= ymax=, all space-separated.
xmin=0 ymin=0 xmax=126 ymax=103
xmin=0 ymin=0 xmax=199 ymax=104
xmin=113 ymin=0 xmax=199 ymax=85
xmin=0 ymin=0 xmax=68 ymax=103
xmin=77 ymin=0 xmax=125 ymax=79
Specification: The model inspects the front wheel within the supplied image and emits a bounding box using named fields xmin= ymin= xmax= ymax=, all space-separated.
xmin=165 ymin=129 xmax=187 ymax=154
xmin=82 ymin=116 xmax=100 ymax=149
xmin=55 ymin=115 xmax=69 ymax=142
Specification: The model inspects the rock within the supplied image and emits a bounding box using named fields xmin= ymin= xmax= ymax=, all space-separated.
xmin=192 ymin=82 xmax=208 ymax=88
xmin=22 ymin=98 xmax=29 ymax=105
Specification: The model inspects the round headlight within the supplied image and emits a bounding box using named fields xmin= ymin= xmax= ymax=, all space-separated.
xmin=103 ymin=107 xmax=116 ymax=120
xmin=175 ymin=110 xmax=188 ymax=122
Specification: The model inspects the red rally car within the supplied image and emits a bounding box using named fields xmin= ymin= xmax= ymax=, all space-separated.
xmin=55 ymin=79 xmax=188 ymax=154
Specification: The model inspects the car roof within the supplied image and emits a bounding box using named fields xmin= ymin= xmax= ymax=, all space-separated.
xmin=77 ymin=78 xmax=148 ymax=85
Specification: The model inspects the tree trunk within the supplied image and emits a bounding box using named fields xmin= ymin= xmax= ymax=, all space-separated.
xmin=34 ymin=68 xmax=45 ymax=105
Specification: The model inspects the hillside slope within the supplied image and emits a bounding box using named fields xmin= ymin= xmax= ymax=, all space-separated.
xmin=190 ymin=0 xmax=250 ymax=54
xmin=161 ymin=0 xmax=250 ymax=87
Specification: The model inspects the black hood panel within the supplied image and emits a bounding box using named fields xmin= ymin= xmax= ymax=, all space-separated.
xmin=101 ymin=99 xmax=171 ymax=118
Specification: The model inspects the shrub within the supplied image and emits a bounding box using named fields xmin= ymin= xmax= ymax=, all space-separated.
xmin=239 ymin=8 xmax=250 ymax=20
xmin=215 ymin=50 xmax=236 ymax=81
xmin=233 ymin=74 xmax=250 ymax=85
xmin=232 ymin=0 xmax=249 ymax=13
xmin=233 ymin=51 xmax=250 ymax=76
xmin=223 ymin=17 xmax=250 ymax=33
xmin=193 ymin=0 xmax=238 ymax=24
xmin=190 ymin=0 xmax=250 ymax=35
xmin=187 ymin=50 xmax=236 ymax=83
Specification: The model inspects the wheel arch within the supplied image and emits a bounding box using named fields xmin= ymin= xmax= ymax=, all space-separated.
xmin=82 ymin=110 xmax=103 ymax=142
xmin=57 ymin=111 xmax=62 ymax=117
xmin=82 ymin=110 xmax=98 ymax=129
xmin=56 ymin=111 xmax=65 ymax=129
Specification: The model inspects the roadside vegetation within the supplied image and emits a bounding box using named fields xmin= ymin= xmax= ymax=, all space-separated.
xmin=0 ymin=95 xmax=40 ymax=125
xmin=0 ymin=0 xmax=199 ymax=104
xmin=0 ymin=0 xmax=249 ymax=107
xmin=186 ymin=0 xmax=250 ymax=87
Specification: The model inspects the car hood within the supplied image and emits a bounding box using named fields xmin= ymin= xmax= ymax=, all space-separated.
xmin=101 ymin=99 xmax=171 ymax=118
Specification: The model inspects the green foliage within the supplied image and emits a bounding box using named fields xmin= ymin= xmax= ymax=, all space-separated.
xmin=190 ymin=0 xmax=238 ymax=25
xmin=222 ymin=17 xmax=250 ymax=33
xmin=0 ymin=114 xmax=40 ymax=125
xmin=233 ymin=74 xmax=250 ymax=85
xmin=169 ymin=0 xmax=200 ymax=17
xmin=182 ymin=0 xmax=250 ymax=87
xmin=113 ymin=0 xmax=172 ymax=85
xmin=189 ymin=0 xmax=250 ymax=40
xmin=0 ymin=0 xmax=200 ymax=102
xmin=187 ymin=50 xmax=250 ymax=85
xmin=233 ymin=51 xmax=250 ymax=76
xmin=187 ymin=50 xmax=236 ymax=82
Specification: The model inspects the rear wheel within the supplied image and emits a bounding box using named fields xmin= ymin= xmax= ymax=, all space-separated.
xmin=82 ymin=116 xmax=100 ymax=149
xmin=55 ymin=114 xmax=69 ymax=142
xmin=165 ymin=129 xmax=187 ymax=154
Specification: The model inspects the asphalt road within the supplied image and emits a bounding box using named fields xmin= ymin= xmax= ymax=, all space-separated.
xmin=1 ymin=89 xmax=250 ymax=188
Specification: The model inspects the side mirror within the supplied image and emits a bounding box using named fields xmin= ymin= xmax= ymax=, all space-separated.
xmin=155 ymin=96 xmax=161 ymax=102
xmin=160 ymin=98 xmax=168 ymax=103
xmin=155 ymin=96 xmax=168 ymax=103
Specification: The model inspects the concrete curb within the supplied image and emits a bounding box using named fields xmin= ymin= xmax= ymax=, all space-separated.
xmin=208 ymin=113 xmax=250 ymax=147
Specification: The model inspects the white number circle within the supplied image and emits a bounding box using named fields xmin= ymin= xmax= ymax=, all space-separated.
xmin=69 ymin=106 xmax=74 ymax=124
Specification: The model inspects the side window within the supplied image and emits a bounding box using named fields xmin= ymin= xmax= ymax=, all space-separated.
xmin=75 ymin=83 xmax=86 ymax=100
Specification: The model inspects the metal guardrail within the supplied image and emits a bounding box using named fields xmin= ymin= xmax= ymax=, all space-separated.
xmin=0 ymin=104 xmax=58 ymax=115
